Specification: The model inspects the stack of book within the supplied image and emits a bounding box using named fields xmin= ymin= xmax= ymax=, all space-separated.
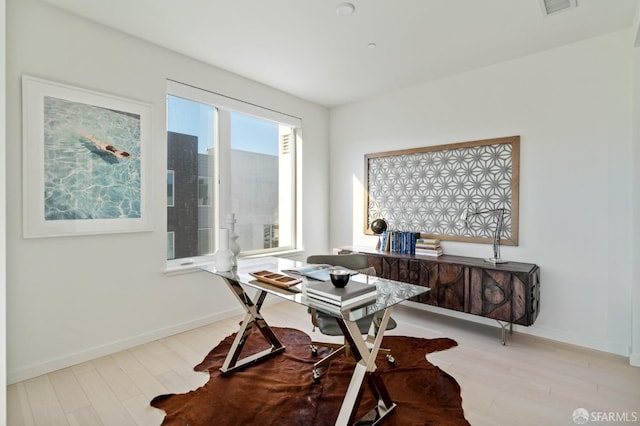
xmin=415 ymin=238 xmax=443 ymax=257
xmin=380 ymin=230 xmax=420 ymax=254
xmin=306 ymin=280 xmax=377 ymax=307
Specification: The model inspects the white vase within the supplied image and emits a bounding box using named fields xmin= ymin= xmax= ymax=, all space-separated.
xmin=214 ymin=228 xmax=234 ymax=272
xmin=226 ymin=213 xmax=241 ymax=260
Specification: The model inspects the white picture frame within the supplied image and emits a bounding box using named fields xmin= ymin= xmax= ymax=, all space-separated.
xmin=22 ymin=75 xmax=153 ymax=238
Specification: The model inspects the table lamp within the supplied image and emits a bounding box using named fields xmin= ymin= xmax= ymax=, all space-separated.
xmin=459 ymin=204 xmax=508 ymax=264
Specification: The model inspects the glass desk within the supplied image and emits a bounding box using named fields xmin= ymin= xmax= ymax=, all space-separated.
xmin=200 ymin=256 xmax=429 ymax=426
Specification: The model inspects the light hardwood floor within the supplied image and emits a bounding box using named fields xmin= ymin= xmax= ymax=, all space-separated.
xmin=7 ymin=302 xmax=640 ymax=425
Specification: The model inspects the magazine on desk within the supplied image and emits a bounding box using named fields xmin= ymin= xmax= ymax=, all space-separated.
xmin=283 ymin=264 xmax=358 ymax=282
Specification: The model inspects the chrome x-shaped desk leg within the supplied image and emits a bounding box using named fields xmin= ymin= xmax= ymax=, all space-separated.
xmin=334 ymin=307 xmax=397 ymax=426
xmin=219 ymin=276 xmax=285 ymax=375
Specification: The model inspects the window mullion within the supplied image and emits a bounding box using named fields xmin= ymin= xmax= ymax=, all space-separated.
xmin=217 ymin=108 xmax=231 ymax=249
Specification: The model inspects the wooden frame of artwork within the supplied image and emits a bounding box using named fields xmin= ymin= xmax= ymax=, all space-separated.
xmin=364 ymin=135 xmax=519 ymax=246
xmin=22 ymin=75 xmax=153 ymax=238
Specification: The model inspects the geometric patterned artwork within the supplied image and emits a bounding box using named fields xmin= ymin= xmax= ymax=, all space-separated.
xmin=365 ymin=136 xmax=519 ymax=246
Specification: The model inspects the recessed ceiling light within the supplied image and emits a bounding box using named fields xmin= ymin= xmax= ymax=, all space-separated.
xmin=368 ymin=43 xmax=377 ymax=49
xmin=336 ymin=2 xmax=356 ymax=16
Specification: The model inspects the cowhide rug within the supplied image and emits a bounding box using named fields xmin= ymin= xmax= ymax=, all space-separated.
xmin=151 ymin=327 xmax=469 ymax=425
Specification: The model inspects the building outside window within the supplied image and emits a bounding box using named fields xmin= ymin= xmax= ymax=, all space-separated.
xmin=197 ymin=176 xmax=210 ymax=206
xmin=263 ymin=224 xmax=279 ymax=249
xmin=167 ymin=231 xmax=175 ymax=260
xmin=166 ymin=81 xmax=299 ymax=265
xmin=167 ymin=170 xmax=175 ymax=207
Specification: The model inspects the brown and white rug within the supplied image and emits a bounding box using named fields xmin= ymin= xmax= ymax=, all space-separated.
xmin=151 ymin=327 xmax=469 ymax=425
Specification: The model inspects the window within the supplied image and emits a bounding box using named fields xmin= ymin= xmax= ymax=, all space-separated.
xmin=166 ymin=81 xmax=300 ymax=265
xmin=167 ymin=95 xmax=215 ymax=260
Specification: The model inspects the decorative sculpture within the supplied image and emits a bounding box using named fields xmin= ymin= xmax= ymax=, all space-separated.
xmin=459 ymin=204 xmax=508 ymax=264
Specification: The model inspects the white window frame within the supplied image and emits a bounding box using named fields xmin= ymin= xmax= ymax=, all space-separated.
xmin=166 ymin=80 xmax=301 ymax=270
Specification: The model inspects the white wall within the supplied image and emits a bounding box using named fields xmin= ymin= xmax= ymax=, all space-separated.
xmin=6 ymin=0 xmax=329 ymax=383
xmin=330 ymin=29 xmax=635 ymax=358
xmin=631 ymin=14 xmax=640 ymax=367
xmin=1 ymin=0 xmax=7 ymax=419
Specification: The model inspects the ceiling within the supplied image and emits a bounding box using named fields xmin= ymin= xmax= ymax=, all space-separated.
xmin=41 ymin=0 xmax=638 ymax=107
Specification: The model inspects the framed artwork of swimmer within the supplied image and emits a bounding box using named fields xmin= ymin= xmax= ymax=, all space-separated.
xmin=22 ymin=75 xmax=153 ymax=237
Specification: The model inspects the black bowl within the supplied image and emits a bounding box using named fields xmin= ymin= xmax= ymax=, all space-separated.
xmin=329 ymin=269 xmax=350 ymax=287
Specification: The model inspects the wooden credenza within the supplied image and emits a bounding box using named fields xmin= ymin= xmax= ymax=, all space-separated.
xmin=338 ymin=247 xmax=540 ymax=327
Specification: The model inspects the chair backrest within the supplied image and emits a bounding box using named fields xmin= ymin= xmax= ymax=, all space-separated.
xmin=306 ymin=254 xmax=371 ymax=272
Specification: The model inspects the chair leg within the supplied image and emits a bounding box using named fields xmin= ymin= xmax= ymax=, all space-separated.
xmin=365 ymin=335 xmax=394 ymax=364
xmin=310 ymin=341 xmax=344 ymax=351
xmin=310 ymin=314 xmax=398 ymax=382
xmin=314 ymin=345 xmax=348 ymax=370
xmin=310 ymin=341 xmax=343 ymax=355
xmin=312 ymin=344 xmax=349 ymax=383
xmin=311 ymin=339 xmax=396 ymax=383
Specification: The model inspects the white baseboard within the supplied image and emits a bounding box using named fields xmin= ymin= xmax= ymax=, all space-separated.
xmin=7 ymin=306 xmax=247 ymax=384
xmin=630 ymin=352 xmax=640 ymax=367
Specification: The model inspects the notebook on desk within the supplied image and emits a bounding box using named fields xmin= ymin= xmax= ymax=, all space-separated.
xmin=284 ymin=264 xmax=358 ymax=281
